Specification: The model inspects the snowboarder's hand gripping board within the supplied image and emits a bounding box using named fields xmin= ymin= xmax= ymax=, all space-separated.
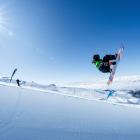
xmin=107 ymin=47 xmax=124 ymax=85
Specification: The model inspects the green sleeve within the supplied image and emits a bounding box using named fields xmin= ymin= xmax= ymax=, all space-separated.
xmin=95 ymin=60 xmax=102 ymax=68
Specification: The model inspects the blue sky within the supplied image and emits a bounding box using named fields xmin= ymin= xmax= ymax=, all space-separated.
xmin=0 ymin=0 xmax=139 ymax=84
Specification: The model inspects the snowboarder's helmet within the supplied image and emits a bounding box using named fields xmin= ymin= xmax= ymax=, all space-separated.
xmin=93 ymin=54 xmax=100 ymax=62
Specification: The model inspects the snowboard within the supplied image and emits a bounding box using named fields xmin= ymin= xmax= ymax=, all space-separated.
xmin=107 ymin=47 xmax=124 ymax=85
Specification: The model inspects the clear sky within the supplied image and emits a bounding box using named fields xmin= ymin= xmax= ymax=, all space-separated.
xmin=0 ymin=0 xmax=139 ymax=84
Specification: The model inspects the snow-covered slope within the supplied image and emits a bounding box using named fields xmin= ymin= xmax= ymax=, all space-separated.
xmin=0 ymin=76 xmax=140 ymax=107
xmin=0 ymin=76 xmax=140 ymax=140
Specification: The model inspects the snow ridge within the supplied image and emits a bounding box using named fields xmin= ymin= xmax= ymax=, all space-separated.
xmin=0 ymin=76 xmax=140 ymax=107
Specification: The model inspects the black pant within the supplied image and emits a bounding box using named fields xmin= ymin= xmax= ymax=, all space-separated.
xmin=103 ymin=55 xmax=116 ymax=62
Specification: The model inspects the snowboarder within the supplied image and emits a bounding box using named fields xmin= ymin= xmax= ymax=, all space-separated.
xmin=92 ymin=54 xmax=117 ymax=73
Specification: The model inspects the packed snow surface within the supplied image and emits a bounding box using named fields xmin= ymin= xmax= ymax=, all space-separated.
xmin=0 ymin=76 xmax=140 ymax=140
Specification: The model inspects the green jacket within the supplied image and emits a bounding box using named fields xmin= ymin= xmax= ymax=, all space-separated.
xmin=94 ymin=60 xmax=103 ymax=69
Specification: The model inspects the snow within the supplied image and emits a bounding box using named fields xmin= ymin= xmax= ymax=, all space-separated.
xmin=0 ymin=76 xmax=140 ymax=139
